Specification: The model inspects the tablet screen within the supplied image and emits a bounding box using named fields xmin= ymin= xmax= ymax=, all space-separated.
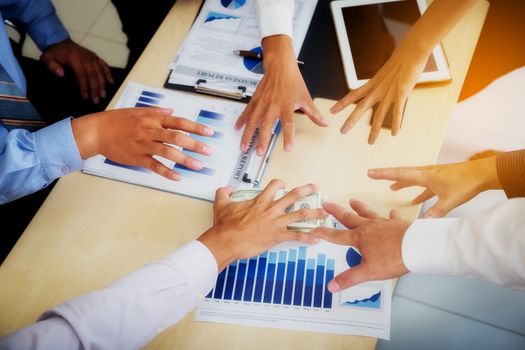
xmin=342 ymin=0 xmax=437 ymax=80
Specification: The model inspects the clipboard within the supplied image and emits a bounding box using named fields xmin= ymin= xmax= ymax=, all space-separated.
xmin=164 ymin=77 xmax=252 ymax=103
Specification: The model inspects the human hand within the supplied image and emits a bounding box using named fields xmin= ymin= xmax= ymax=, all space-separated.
xmin=198 ymin=180 xmax=325 ymax=271
xmin=72 ymin=107 xmax=214 ymax=180
xmin=41 ymin=39 xmax=114 ymax=104
xmin=234 ymin=35 xmax=328 ymax=156
xmin=368 ymin=156 xmax=502 ymax=218
xmin=331 ymin=40 xmax=429 ymax=144
xmin=311 ymin=199 xmax=411 ymax=292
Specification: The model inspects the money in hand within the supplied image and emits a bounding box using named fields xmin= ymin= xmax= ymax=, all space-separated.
xmin=230 ymin=189 xmax=332 ymax=232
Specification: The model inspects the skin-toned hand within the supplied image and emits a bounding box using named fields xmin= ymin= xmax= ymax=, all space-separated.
xmin=71 ymin=107 xmax=214 ymax=180
xmin=368 ymin=156 xmax=502 ymax=218
xmin=235 ymin=35 xmax=328 ymax=156
xmin=330 ymin=0 xmax=477 ymax=144
xmin=198 ymin=180 xmax=325 ymax=270
xmin=310 ymin=200 xmax=411 ymax=292
xmin=41 ymin=38 xmax=114 ymax=105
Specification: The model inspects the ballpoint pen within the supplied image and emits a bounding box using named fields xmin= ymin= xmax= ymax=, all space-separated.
xmin=233 ymin=49 xmax=305 ymax=66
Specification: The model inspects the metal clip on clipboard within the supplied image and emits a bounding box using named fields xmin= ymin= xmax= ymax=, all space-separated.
xmin=194 ymin=79 xmax=248 ymax=101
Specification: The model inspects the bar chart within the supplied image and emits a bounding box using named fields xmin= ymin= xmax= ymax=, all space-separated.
xmin=206 ymin=246 xmax=336 ymax=309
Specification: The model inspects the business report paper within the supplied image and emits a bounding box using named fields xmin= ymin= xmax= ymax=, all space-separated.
xmin=82 ymin=82 xmax=267 ymax=201
xmin=196 ymin=237 xmax=393 ymax=339
xmin=167 ymin=0 xmax=317 ymax=96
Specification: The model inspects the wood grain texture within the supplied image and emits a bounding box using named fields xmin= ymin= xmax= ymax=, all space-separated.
xmin=0 ymin=0 xmax=488 ymax=349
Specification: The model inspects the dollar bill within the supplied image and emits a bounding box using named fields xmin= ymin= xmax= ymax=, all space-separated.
xmin=230 ymin=189 xmax=332 ymax=232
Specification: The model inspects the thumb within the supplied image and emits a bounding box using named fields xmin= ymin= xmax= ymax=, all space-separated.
xmin=41 ymin=53 xmax=65 ymax=77
xmin=423 ymin=200 xmax=450 ymax=218
xmin=328 ymin=265 xmax=369 ymax=292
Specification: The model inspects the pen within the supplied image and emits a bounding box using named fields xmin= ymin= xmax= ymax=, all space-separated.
xmin=233 ymin=49 xmax=304 ymax=66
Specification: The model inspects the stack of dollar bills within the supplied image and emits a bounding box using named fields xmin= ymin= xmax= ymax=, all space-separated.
xmin=230 ymin=189 xmax=333 ymax=232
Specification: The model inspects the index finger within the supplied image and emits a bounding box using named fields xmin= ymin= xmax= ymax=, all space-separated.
xmin=367 ymin=166 xmax=425 ymax=184
xmin=310 ymin=227 xmax=356 ymax=247
xmin=69 ymin=59 xmax=89 ymax=99
xmin=215 ymin=185 xmax=233 ymax=204
xmin=322 ymin=201 xmax=368 ymax=228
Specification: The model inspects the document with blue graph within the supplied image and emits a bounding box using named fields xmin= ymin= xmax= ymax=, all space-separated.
xmin=196 ymin=238 xmax=393 ymax=339
xmin=83 ymin=81 xmax=269 ymax=200
xmin=167 ymin=0 xmax=317 ymax=97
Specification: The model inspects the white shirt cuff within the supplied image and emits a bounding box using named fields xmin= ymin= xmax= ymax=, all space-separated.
xmin=402 ymin=218 xmax=458 ymax=275
xmin=257 ymin=3 xmax=294 ymax=39
xmin=164 ymin=240 xmax=218 ymax=303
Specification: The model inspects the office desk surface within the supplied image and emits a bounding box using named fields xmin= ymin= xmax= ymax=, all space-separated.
xmin=0 ymin=0 xmax=488 ymax=349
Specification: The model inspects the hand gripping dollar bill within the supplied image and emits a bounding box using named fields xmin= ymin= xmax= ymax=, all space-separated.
xmin=230 ymin=189 xmax=333 ymax=232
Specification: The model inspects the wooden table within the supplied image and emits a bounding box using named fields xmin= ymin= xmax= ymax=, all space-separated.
xmin=0 ymin=0 xmax=488 ymax=349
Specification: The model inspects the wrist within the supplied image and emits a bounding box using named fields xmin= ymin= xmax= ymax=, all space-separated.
xmin=474 ymin=156 xmax=502 ymax=192
xmin=71 ymin=114 xmax=101 ymax=159
xmin=261 ymin=35 xmax=295 ymax=70
xmin=197 ymin=226 xmax=238 ymax=271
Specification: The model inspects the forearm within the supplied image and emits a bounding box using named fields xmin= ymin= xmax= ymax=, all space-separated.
xmin=0 ymin=241 xmax=218 ymax=349
xmin=403 ymin=198 xmax=525 ymax=291
xmin=497 ymin=150 xmax=525 ymax=198
xmin=0 ymin=120 xmax=82 ymax=204
xmin=402 ymin=0 xmax=477 ymax=55
xmin=1 ymin=0 xmax=69 ymax=50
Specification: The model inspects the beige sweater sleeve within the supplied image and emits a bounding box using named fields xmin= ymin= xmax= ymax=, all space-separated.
xmin=496 ymin=150 xmax=525 ymax=198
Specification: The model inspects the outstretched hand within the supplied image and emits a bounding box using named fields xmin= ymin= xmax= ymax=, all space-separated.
xmin=235 ymin=35 xmax=328 ymax=156
xmin=311 ymin=199 xmax=410 ymax=292
xmin=199 ymin=180 xmax=326 ymax=270
xmin=368 ymin=156 xmax=502 ymax=218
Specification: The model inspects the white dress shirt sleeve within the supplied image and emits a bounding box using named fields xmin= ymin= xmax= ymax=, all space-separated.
xmin=0 ymin=240 xmax=218 ymax=350
xmin=402 ymin=198 xmax=525 ymax=291
xmin=255 ymin=0 xmax=294 ymax=39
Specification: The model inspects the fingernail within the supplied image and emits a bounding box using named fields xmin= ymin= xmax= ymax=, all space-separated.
xmin=192 ymin=160 xmax=203 ymax=169
xmin=109 ymin=77 xmax=115 ymax=84
xmin=284 ymin=143 xmax=292 ymax=152
xmin=101 ymin=90 xmax=106 ymax=99
xmin=82 ymin=92 xmax=88 ymax=100
xmin=256 ymin=147 xmax=264 ymax=156
xmin=204 ymin=127 xmax=214 ymax=136
xmin=240 ymin=142 xmax=247 ymax=152
xmin=93 ymin=96 xmax=100 ymax=104
xmin=328 ymin=280 xmax=340 ymax=292
xmin=312 ymin=183 xmax=320 ymax=191
xmin=368 ymin=169 xmax=376 ymax=176
xmin=330 ymin=105 xmax=340 ymax=113
xmin=171 ymin=172 xmax=182 ymax=181
xmin=313 ymin=238 xmax=320 ymax=243
xmin=424 ymin=213 xmax=435 ymax=219
xmin=202 ymin=145 xmax=213 ymax=155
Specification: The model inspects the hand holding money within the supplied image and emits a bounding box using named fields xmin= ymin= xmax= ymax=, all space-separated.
xmin=230 ymin=188 xmax=333 ymax=232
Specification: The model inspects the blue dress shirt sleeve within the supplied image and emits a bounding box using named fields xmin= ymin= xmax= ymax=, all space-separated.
xmin=0 ymin=118 xmax=82 ymax=204
xmin=0 ymin=0 xmax=69 ymax=50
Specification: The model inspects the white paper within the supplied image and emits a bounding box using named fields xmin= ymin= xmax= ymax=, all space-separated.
xmin=196 ymin=238 xmax=392 ymax=339
xmin=168 ymin=0 xmax=318 ymax=96
xmin=82 ymin=82 xmax=266 ymax=201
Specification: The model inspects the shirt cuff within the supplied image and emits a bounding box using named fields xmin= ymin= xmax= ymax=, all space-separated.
xmin=165 ymin=240 xmax=218 ymax=303
xmin=34 ymin=118 xmax=83 ymax=182
xmin=27 ymin=13 xmax=69 ymax=51
xmin=402 ymin=218 xmax=458 ymax=275
xmin=257 ymin=4 xmax=294 ymax=39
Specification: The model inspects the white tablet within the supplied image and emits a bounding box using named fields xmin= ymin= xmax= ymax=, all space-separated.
xmin=331 ymin=0 xmax=450 ymax=90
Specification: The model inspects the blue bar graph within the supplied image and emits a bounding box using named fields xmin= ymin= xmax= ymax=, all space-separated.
xmin=234 ymin=259 xmax=248 ymax=301
xmin=263 ymin=252 xmax=277 ymax=303
xmin=293 ymin=247 xmax=306 ymax=306
xmin=253 ymin=253 xmax=267 ymax=302
xmin=206 ymin=246 xmax=334 ymax=309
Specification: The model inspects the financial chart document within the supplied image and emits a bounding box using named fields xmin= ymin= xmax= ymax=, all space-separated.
xmin=83 ymin=82 xmax=261 ymax=201
xmin=168 ymin=0 xmax=317 ymax=96
xmin=196 ymin=236 xmax=392 ymax=339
